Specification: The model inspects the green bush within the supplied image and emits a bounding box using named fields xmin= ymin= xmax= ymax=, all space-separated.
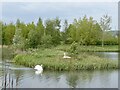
xmin=69 ymin=41 xmax=78 ymax=55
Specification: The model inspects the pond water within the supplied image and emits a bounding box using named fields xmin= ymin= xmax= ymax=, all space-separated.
xmin=93 ymin=52 xmax=118 ymax=60
xmin=0 ymin=50 xmax=119 ymax=88
xmin=0 ymin=62 xmax=118 ymax=88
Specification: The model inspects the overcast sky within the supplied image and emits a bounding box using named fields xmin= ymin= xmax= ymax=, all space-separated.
xmin=1 ymin=1 xmax=119 ymax=30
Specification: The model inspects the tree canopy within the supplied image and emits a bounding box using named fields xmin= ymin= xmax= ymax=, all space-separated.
xmin=1 ymin=15 xmax=118 ymax=50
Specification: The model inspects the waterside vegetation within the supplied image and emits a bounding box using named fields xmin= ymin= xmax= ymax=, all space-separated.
xmin=1 ymin=14 xmax=119 ymax=71
xmin=13 ymin=46 xmax=118 ymax=71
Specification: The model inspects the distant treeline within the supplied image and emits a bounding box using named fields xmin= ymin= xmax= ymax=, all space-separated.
xmin=0 ymin=15 xmax=118 ymax=50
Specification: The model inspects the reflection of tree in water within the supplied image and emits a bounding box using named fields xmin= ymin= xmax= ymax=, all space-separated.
xmin=79 ymin=70 xmax=94 ymax=82
xmin=66 ymin=70 xmax=94 ymax=88
xmin=1 ymin=47 xmax=14 ymax=88
xmin=66 ymin=71 xmax=79 ymax=88
xmin=43 ymin=71 xmax=62 ymax=83
xmin=13 ymin=70 xmax=24 ymax=87
xmin=41 ymin=70 xmax=95 ymax=88
xmin=52 ymin=71 xmax=62 ymax=82
xmin=0 ymin=67 xmax=3 ymax=88
xmin=2 ymin=63 xmax=13 ymax=88
xmin=0 ymin=68 xmax=2 ymax=76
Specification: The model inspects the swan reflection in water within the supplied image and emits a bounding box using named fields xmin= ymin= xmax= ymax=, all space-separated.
xmin=35 ymin=70 xmax=43 ymax=76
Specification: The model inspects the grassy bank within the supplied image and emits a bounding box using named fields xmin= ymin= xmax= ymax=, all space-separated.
xmin=13 ymin=47 xmax=118 ymax=71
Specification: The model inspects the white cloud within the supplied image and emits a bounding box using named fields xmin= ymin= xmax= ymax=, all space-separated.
xmin=2 ymin=2 xmax=118 ymax=29
xmin=20 ymin=3 xmax=41 ymax=11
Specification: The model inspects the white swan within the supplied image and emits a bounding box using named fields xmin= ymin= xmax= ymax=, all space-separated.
xmin=63 ymin=52 xmax=71 ymax=59
xmin=35 ymin=70 xmax=43 ymax=75
xmin=34 ymin=64 xmax=43 ymax=72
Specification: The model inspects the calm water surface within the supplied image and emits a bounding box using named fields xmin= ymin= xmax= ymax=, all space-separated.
xmin=0 ymin=51 xmax=118 ymax=88
xmin=95 ymin=52 xmax=118 ymax=60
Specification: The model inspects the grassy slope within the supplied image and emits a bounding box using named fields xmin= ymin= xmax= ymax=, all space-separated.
xmin=13 ymin=46 xmax=118 ymax=71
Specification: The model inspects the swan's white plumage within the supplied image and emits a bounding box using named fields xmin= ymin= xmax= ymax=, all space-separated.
xmin=34 ymin=65 xmax=43 ymax=71
xmin=63 ymin=52 xmax=71 ymax=59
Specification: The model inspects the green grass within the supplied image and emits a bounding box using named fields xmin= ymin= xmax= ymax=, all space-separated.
xmin=78 ymin=45 xmax=118 ymax=52
xmin=13 ymin=47 xmax=118 ymax=71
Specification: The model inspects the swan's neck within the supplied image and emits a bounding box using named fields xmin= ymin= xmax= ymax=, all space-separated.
xmin=64 ymin=53 xmax=66 ymax=56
